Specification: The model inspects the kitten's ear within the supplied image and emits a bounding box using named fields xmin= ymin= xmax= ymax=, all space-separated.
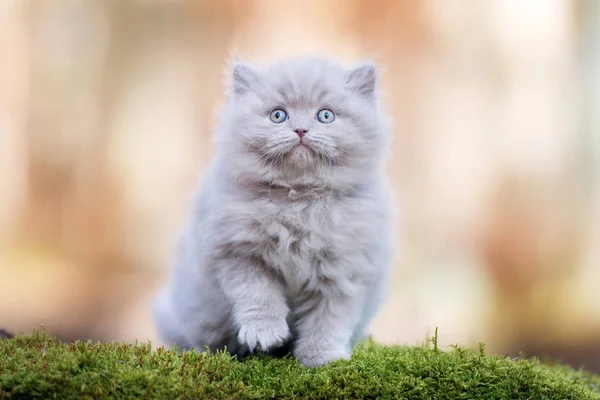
xmin=345 ymin=61 xmax=377 ymax=99
xmin=231 ymin=61 xmax=258 ymax=96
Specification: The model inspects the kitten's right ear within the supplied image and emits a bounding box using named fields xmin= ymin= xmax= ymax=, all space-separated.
xmin=231 ymin=61 xmax=258 ymax=96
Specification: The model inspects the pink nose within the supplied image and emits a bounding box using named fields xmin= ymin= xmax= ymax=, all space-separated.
xmin=294 ymin=128 xmax=308 ymax=138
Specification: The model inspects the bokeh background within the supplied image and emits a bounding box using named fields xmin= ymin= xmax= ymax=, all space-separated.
xmin=1 ymin=0 xmax=599 ymax=372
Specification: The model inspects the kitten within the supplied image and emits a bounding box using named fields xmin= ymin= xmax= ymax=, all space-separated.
xmin=152 ymin=55 xmax=395 ymax=367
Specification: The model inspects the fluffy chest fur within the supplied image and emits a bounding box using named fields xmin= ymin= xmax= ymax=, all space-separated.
xmin=208 ymin=187 xmax=381 ymax=296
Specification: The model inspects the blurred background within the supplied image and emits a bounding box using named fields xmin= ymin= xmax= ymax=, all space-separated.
xmin=1 ymin=0 xmax=599 ymax=372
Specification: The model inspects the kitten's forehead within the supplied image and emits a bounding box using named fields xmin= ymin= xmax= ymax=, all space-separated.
xmin=260 ymin=57 xmax=346 ymax=107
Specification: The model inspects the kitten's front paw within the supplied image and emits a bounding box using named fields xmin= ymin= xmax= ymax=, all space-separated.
xmin=237 ymin=318 xmax=290 ymax=352
xmin=294 ymin=346 xmax=350 ymax=368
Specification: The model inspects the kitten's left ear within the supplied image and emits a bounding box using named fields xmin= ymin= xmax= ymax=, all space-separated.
xmin=231 ymin=61 xmax=259 ymax=96
xmin=345 ymin=62 xmax=378 ymax=99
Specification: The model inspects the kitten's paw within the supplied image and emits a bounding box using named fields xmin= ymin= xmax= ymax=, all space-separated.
xmin=237 ymin=318 xmax=290 ymax=352
xmin=294 ymin=346 xmax=351 ymax=368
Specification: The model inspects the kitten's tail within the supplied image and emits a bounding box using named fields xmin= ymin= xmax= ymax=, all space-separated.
xmin=151 ymin=287 xmax=189 ymax=350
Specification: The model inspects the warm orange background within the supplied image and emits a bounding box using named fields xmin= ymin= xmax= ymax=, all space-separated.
xmin=1 ymin=0 xmax=599 ymax=372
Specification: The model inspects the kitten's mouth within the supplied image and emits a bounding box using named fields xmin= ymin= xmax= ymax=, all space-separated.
xmin=287 ymin=141 xmax=316 ymax=168
xmin=294 ymin=141 xmax=312 ymax=151
xmin=292 ymin=143 xmax=315 ymax=156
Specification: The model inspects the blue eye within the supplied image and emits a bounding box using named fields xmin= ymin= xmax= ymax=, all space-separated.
xmin=269 ymin=109 xmax=288 ymax=123
xmin=317 ymin=109 xmax=335 ymax=123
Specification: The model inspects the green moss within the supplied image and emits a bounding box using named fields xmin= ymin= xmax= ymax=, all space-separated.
xmin=1 ymin=331 xmax=599 ymax=399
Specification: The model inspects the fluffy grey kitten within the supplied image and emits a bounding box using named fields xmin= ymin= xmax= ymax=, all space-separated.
xmin=152 ymin=55 xmax=395 ymax=367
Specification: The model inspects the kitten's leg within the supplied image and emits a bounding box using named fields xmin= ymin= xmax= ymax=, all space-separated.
xmin=154 ymin=271 xmax=239 ymax=356
xmin=215 ymin=258 xmax=291 ymax=352
xmin=292 ymin=286 xmax=365 ymax=367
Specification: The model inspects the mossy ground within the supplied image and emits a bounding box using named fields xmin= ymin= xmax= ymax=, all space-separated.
xmin=1 ymin=330 xmax=599 ymax=399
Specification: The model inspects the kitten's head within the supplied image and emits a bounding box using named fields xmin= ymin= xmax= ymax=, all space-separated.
xmin=215 ymin=56 xmax=390 ymax=189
